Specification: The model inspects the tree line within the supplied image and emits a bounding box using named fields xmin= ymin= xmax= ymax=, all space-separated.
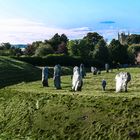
xmin=1 ymin=32 xmax=140 ymax=65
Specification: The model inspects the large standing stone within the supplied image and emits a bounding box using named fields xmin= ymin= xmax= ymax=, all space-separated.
xmin=53 ymin=64 xmax=61 ymax=89
xmin=115 ymin=72 xmax=131 ymax=92
xmin=80 ymin=63 xmax=86 ymax=78
xmin=42 ymin=66 xmax=49 ymax=87
xmin=72 ymin=66 xmax=83 ymax=91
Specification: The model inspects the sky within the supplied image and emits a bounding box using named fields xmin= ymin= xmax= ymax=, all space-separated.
xmin=0 ymin=0 xmax=140 ymax=44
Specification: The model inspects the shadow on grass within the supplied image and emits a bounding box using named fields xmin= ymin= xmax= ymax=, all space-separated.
xmin=0 ymin=68 xmax=42 ymax=89
xmin=107 ymin=88 xmax=116 ymax=92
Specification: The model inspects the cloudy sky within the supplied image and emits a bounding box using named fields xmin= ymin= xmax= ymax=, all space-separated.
xmin=0 ymin=0 xmax=140 ymax=44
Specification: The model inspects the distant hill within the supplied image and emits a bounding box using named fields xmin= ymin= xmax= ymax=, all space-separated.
xmin=12 ymin=44 xmax=27 ymax=48
xmin=0 ymin=56 xmax=41 ymax=88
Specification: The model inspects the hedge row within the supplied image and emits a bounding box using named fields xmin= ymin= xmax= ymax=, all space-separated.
xmin=12 ymin=54 xmax=104 ymax=67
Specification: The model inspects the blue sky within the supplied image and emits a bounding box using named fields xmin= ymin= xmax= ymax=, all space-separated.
xmin=0 ymin=0 xmax=140 ymax=43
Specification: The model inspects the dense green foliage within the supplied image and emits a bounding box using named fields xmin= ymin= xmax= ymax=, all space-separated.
xmin=25 ymin=33 xmax=68 ymax=56
xmin=127 ymin=45 xmax=140 ymax=64
xmin=12 ymin=55 xmax=103 ymax=67
xmin=108 ymin=39 xmax=129 ymax=64
xmin=126 ymin=34 xmax=140 ymax=45
xmin=1 ymin=32 xmax=140 ymax=66
xmin=35 ymin=44 xmax=54 ymax=57
xmin=68 ymin=32 xmax=104 ymax=59
xmin=0 ymin=62 xmax=140 ymax=139
xmin=67 ymin=40 xmax=79 ymax=56
xmin=0 ymin=43 xmax=22 ymax=56
xmin=92 ymin=39 xmax=110 ymax=64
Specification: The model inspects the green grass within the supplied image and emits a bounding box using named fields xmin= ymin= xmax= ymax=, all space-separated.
xmin=6 ymin=67 xmax=140 ymax=97
xmin=0 ymin=64 xmax=140 ymax=139
xmin=0 ymin=56 xmax=73 ymax=88
xmin=0 ymin=56 xmax=41 ymax=88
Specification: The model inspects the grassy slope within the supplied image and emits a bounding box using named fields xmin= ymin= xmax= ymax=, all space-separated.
xmin=0 ymin=67 xmax=140 ymax=139
xmin=0 ymin=56 xmax=41 ymax=88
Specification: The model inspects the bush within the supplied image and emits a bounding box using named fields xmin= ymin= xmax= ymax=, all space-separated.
xmin=127 ymin=45 xmax=140 ymax=64
xmin=43 ymin=54 xmax=82 ymax=66
xmin=12 ymin=56 xmax=45 ymax=66
xmin=12 ymin=54 xmax=104 ymax=68
xmin=35 ymin=44 xmax=54 ymax=57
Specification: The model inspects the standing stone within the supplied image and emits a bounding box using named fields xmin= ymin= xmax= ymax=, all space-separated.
xmin=80 ymin=63 xmax=86 ymax=78
xmin=91 ymin=67 xmax=97 ymax=75
xmin=115 ymin=72 xmax=131 ymax=92
xmin=102 ymin=79 xmax=107 ymax=91
xmin=72 ymin=66 xmax=83 ymax=91
xmin=42 ymin=66 xmax=49 ymax=87
xmin=105 ymin=63 xmax=109 ymax=73
xmin=53 ymin=64 xmax=62 ymax=89
xmin=97 ymin=70 xmax=101 ymax=75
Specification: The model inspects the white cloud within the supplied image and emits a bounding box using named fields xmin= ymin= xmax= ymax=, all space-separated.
xmin=0 ymin=18 xmax=93 ymax=44
xmin=0 ymin=18 xmax=135 ymax=44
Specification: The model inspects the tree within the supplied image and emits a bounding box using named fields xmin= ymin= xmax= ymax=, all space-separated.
xmin=108 ymin=39 xmax=129 ymax=64
xmin=0 ymin=43 xmax=11 ymax=50
xmin=24 ymin=44 xmax=36 ymax=56
xmin=83 ymin=32 xmax=103 ymax=50
xmin=126 ymin=34 xmax=140 ymax=45
xmin=92 ymin=39 xmax=110 ymax=64
xmin=127 ymin=45 xmax=140 ymax=64
xmin=55 ymin=34 xmax=68 ymax=54
xmin=24 ymin=41 xmax=42 ymax=56
xmin=49 ymin=33 xmax=61 ymax=51
xmin=77 ymin=39 xmax=90 ymax=58
xmin=60 ymin=34 xmax=68 ymax=43
xmin=49 ymin=33 xmax=69 ymax=54
xmin=9 ymin=47 xmax=22 ymax=56
xmin=67 ymin=40 xmax=79 ymax=56
xmin=35 ymin=44 xmax=54 ymax=57
xmin=68 ymin=32 xmax=105 ymax=59
xmin=57 ymin=42 xmax=68 ymax=54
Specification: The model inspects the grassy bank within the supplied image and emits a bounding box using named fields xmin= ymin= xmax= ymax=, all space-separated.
xmin=0 ymin=56 xmax=41 ymax=88
xmin=0 ymin=66 xmax=140 ymax=139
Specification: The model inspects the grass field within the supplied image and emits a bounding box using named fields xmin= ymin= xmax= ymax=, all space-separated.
xmin=0 ymin=56 xmax=41 ymax=88
xmin=0 ymin=57 xmax=140 ymax=140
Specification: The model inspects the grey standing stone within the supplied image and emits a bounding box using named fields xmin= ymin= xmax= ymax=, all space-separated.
xmin=102 ymin=79 xmax=107 ymax=91
xmin=105 ymin=63 xmax=109 ymax=73
xmin=80 ymin=63 xmax=86 ymax=78
xmin=42 ymin=66 xmax=49 ymax=87
xmin=53 ymin=64 xmax=62 ymax=89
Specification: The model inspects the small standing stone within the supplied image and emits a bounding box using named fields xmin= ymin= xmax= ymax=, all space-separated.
xmin=102 ymin=79 xmax=107 ymax=91
xmin=105 ymin=63 xmax=109 ymax=73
